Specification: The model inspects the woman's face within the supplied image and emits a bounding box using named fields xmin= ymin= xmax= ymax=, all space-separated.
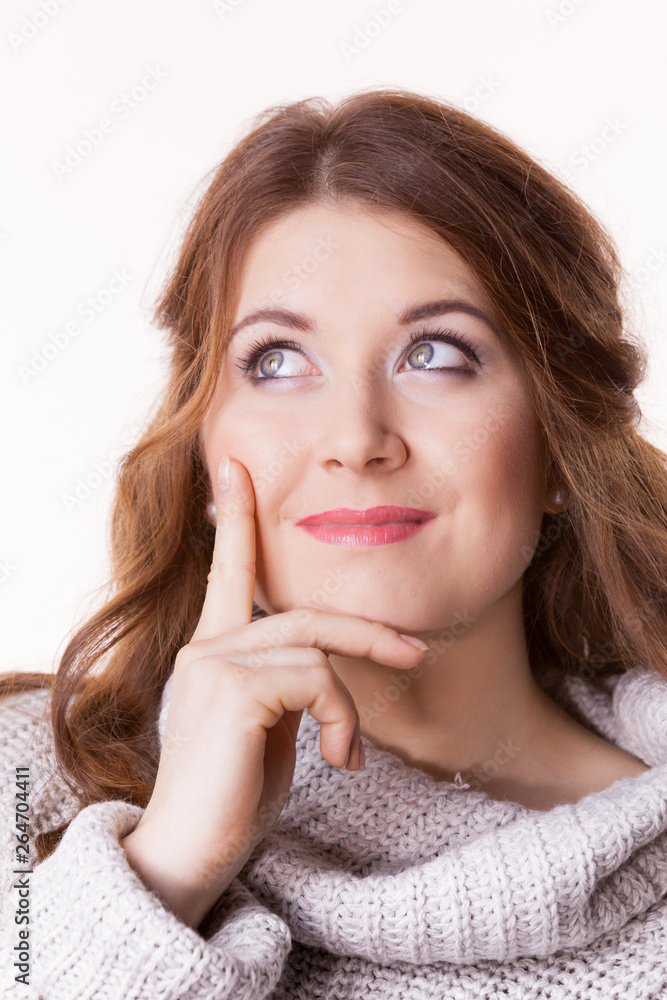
xmin=199 ymin=201 xmax=551 ymax=635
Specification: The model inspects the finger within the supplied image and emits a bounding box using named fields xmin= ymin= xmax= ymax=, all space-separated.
xmin=192 ymin=456 xmax=257 ymax=641
xmin=191 ymin=607 xmax=430 ymax=668
xmin=223 ymin=645 xmax=356 ymax=711
xmin=223 ymin=645 xmax=358 ymax=753
xmin=229 ymin=657 xmax=360 ymax=769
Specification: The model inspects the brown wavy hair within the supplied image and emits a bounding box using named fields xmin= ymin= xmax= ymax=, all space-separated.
xmin=3 ymin=86 xmax=667 ymax=863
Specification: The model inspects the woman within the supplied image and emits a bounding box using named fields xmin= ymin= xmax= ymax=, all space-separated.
xmin=2 ymin=87 xmax=667 ymax=999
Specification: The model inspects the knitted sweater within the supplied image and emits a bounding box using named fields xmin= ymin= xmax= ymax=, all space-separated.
xmin=2 ymin=663 xmax=667 ymax=999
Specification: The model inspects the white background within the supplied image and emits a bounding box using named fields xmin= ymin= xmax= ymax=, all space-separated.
xmin=1 ymin=0 xmax=666 ymax=673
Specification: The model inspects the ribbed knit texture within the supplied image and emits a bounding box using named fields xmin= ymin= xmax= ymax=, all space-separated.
xmin=1 ymin=662 xmax=667 ymax=999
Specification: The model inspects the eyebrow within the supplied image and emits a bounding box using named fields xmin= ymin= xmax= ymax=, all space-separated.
xmin=229 ymin=298 xmax=503 ymax=341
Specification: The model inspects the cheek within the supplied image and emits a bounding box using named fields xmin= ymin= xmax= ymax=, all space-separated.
xmin=460 ymin=409 xmax=545 ymax=568
xmin=459 ymin=381 xmax=543 ymax=499
xmin=489 ymin=415 xmax=542 ymax=502
xmin=202 ymin=409 xmax=300 ymax=522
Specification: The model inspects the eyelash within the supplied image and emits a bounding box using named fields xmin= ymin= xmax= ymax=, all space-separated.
xmin=233 ymin=326 xmax=482 ymax=382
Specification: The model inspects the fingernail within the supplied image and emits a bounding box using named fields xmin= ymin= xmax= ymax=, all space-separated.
xmin=345 ymin=735 xmax=359 ymax=770
xmin=345 ymin=736 xmax=365 ymax=771
xmin=218 ymin=456 xmax=231 ymax=492
xmin=397 ymin=633 xmax=429 ymax=652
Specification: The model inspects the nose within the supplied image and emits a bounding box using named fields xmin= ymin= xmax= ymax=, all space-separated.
xmin=313 ymin=374 xmax=408 ymax=474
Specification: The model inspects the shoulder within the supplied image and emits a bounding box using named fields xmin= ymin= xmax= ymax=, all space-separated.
xmin=0 ymin=686 xmax=81 ymax=838
xmin=0 ymin=686 xmax=53 ymax=770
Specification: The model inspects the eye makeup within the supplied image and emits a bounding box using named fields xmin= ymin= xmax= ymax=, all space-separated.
xmin=233 ymin=325 xmax=484 ymax=382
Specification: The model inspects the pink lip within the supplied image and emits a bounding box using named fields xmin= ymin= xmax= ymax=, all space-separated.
xmin=297 ymin=520 xmax=433 ymax=547
xmin=296 ymin=506 xmax=437 ymax=527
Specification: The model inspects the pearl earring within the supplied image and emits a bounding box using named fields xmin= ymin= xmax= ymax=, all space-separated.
xmin=206 ymin=500 xmax=217 ymax=522
xmin=549 ymin=486 xmax=569 ymax=510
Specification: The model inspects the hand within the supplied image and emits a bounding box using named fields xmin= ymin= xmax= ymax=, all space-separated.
xmin=121 ymin=455 xmax=428 ymax=928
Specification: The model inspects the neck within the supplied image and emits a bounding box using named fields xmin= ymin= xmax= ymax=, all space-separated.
xmin=327 ymin=582 xmax=571 ymax=788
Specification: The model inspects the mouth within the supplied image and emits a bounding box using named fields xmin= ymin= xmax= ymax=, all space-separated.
xmin=295 ymin=505 xmax=437 ymax=527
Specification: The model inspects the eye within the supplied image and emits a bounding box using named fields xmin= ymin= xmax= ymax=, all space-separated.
xmin=234 ymin=336 xmax=310 ymax=380
xmin=234 ymin=326 xmax=481 ymax=382
xmin=400 ymin=328 xmax=479 ymax=375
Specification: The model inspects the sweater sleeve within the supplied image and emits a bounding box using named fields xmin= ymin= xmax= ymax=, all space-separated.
xmin=0 ymin=689 xmax=291 ymax=1000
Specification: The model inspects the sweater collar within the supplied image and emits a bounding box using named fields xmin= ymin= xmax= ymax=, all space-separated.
xmin=158 ymin=664 xmax=667 ymax=965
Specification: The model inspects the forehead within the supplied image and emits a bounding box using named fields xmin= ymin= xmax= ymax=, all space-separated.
xmin=234 ymin=201 xmax=496 ymax=317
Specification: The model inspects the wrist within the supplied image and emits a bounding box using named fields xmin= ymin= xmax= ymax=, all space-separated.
xmin=120 ymin=824 xmax=221 ymax=930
